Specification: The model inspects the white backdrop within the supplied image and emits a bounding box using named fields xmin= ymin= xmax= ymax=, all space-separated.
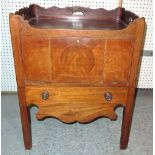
xmin=1 ymin=0 xmax=153 ymax=91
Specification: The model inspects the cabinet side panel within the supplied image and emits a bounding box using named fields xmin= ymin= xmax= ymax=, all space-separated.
xmin=9 ymin=15 xmax=25 ymax=87
xmin=129 ymin=18 xmax=145 ymax=87
xmin=9 ymin=15 xmax=32 ymax=149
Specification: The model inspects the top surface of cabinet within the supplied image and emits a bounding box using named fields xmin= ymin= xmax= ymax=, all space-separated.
xmin=28 ymin=18 xmax=127 ymax=30
xmin=15 ymin=4 xmax=139 ymax=30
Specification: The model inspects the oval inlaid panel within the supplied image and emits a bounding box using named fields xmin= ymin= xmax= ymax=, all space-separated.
xmin=60 ymin=45 xmax=95 ymax=75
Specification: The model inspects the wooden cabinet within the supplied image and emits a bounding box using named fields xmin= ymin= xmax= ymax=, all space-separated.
xmin=10 ymin=4 xmax=145 ymax=150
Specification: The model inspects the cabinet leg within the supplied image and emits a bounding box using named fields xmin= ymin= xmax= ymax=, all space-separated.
xmin=18 ymin=89 xmax=32 ymax=149
xmin=21 ymin=106 xmax=32 ymax=149
xmin=120 ymin=88 xmax=136 ymax=149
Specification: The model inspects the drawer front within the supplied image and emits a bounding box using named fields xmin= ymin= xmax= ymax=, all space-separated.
xmin=25 ymin=86 xmax=128 ymax=123
xmin=26 ymin=86 xmax=128 ymax=104
xmin=51 ymin=37 xmax=105 ymax=84
xmin=21 ymin=36 xmax=51 ymax=81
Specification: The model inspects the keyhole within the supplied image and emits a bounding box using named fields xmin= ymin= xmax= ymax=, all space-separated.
xmin=77 ymin=39 xmax=80 ymax=43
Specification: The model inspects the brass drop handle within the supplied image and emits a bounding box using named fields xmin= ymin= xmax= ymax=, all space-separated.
xmin=104 ymin=92 xmax=112 ymax=101
xmin=41 ymin=91 xmax=49 ymax=100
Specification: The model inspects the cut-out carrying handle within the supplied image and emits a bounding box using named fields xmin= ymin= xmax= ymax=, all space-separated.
xmin=72 ymin=6 xmax=84 ymax=15
xmin=72 ymin=11 xmax=83 ymax=15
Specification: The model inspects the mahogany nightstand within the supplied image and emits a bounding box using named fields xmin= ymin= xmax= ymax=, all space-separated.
xmin=9 ymin=2 xmax=145 ymax=150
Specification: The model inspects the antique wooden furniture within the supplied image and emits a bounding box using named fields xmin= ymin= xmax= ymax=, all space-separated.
xmin=9 ymin=1 xmax=145 ymax=150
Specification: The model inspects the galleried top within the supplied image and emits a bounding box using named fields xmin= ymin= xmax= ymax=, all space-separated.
xmin=15 ymin=4 xmax=139 ymax=30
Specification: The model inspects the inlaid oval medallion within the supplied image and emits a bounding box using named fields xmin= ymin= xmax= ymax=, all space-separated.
xmin=60 ymin=45 xmax=95 ymax=75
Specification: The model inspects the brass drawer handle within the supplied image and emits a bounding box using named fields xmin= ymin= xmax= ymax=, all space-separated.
xmin=104 ymin=92 xmax=112 ymax=101
xmin=41 ymin=91 xmax=49 ymax=100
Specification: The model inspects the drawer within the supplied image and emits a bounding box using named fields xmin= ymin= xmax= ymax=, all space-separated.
xmin=25 ymin=86 xmax=128 ymax=123
xmin=25 ymin=86 xmax=128 ymax=105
